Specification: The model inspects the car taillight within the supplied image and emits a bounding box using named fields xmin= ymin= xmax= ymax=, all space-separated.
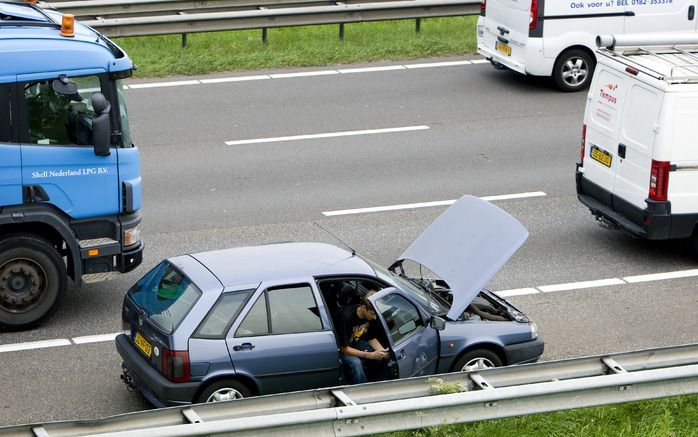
xmin=162 ymin=348 xmax=190 ymax=383
xmin=480 ymin=0 xmax=486 ymax=15
xmin=530 ymin=0 xmax=539 ymax=30
xmin=580 ymin=124 xmax=586 ymax=164
xmin=649 ymin=160 xmax=670 ymax=202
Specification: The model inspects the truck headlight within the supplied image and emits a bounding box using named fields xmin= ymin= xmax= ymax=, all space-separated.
xmin=123 ymin=224 xmax=141 ymax=247
xmin=530 ymin=322 xmax=538 ymax=340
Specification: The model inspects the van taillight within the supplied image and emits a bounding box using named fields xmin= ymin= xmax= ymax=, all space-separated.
xmin=480 ymin=0 xmax=486 ymax=15
xmin=530 ymin=0 xmax=539 ymax=30
xmin=580 ymin=124 xmax=586 ymax=164
xmin=162 ymin=349 xmax=190 ymax=383
xmin=649 ymin=160 xmax=670 ymax=202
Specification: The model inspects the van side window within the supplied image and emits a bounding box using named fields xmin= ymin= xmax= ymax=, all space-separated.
xmin=621 ymin=85 xmax=661 ymax=150
xmin=235 ymin=293 xmax=269 ymax=337
xmin=194 ymin=290 xmax=253 ymax=339
xmin=23 ymin=75 xmax=102 ymax=146
xmin=267 ymin=285 xmax=322 ymax=334
xmin=374 ymin=294 xmax=423 ymax=345
xmin=0 ymin=84 xmax=11 ymax=142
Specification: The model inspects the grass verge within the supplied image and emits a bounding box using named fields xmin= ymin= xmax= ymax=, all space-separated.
xmin=381 ymin=394 xmax=698 ymax=437
xmin=115 ymin=16 xmax=478 ymax=77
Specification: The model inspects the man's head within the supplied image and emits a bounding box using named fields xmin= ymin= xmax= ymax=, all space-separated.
xmin=356 ymin=291 xmax=377 ymax=321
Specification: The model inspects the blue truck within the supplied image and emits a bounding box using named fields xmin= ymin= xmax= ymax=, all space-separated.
xmin=0 ymin=1 xmax=143 ymax=329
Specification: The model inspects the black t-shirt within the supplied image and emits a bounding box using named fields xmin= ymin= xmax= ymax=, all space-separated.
xmin=337 ymin=304 xmax=380 ymax=348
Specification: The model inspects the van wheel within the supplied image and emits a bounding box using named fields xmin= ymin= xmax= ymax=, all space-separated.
xmin=451 ymin=348 xmax=503 ymax=372
xmin=197 ymin=380 xmax=251 ymax=403
xmin=553 ymin=49 xmax=595 ymax=92
xmin=0 ymin=235 xmax=66 ymax=330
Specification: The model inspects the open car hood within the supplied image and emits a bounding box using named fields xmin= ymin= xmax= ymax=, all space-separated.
xmin=394 ymin=195 xmax=528 ymax=321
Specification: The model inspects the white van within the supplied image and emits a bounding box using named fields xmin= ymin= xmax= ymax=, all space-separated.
xmin=576 ymin=34 xmax=698 ymax=251
xmin=476 ymin=0 xmax=698 ymax=91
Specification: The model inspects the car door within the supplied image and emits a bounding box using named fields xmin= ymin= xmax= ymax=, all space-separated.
xmin=370 ymin=289 xmax=438 ymax=378
xmin=226 ymin=282 xmax=341 ymax=395
xmin=17 ymin=73 xmax=119 ymax=219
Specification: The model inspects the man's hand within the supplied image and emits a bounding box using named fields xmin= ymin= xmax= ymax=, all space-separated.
xmin=366 ymin=348 xmax=389 ymax=360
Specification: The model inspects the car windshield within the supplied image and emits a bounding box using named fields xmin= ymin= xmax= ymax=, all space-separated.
xmin=127 ymin=261 xmax=201 ymax=334
xmin=361 ymin=256 xmax=450 ymax=315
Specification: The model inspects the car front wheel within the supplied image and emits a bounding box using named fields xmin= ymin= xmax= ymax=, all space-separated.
xmin=197 ymin=380 xmax=251 ymax=403
xmin=451 ymin=349 xmax=503 ymax=372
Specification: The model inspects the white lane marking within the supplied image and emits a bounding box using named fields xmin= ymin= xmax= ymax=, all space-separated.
xmin=72 ymin=332 xmax=120 ymax=344
xmin=270 ymin=70 xmax=339 ymax=79
xmin=2 ymin=267 xmax=698 ymax=354
xmin=405 ymin=60 xmax=472 ymax=69
xmin=623 ymin=269 xmax=698 ymax=284
xmin=126 ymin=59 xmax=485 ymax=90
xmin=338 ymin=65 xmax=406 ymax=74
xmin=0 ymin=339 xmax=71 ymax=353
xmin=200 ymin=75 xmax=271 ymax=84
xmin=322 ymin=191 xmax=547 ymax=216
xmin=128 ymin=80 xmax=201 ymax=89
xmin=224 ymin=125 xmax=429 ymax=146
xmin=538 ymin=278 xmax=626 ymax=293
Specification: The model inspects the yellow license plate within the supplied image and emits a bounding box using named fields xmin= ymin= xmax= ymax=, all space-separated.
xmin=590 ymin=147 xmax=612 ymax=167
xmin=135 ymin=332 xmax=152 ymax=358
xmin=495 ymin=41 xmax=512 ymax=56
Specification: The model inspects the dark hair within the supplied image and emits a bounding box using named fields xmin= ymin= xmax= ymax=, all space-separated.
xmin=361 ymin=290 xmax=377 ymax=313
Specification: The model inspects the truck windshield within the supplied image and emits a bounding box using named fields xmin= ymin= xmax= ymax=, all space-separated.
xmin=116 ymin=80 xmax=133 ymax=147
xmin=127 ymin=261 xmax=201 ymax=334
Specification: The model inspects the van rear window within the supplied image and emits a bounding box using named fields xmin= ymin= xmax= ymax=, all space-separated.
xmin=127 ymin=261 xmax=201 ymax=334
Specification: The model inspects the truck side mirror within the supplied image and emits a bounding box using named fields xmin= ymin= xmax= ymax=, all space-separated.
xmin=91 ymin=92 xmax=111 ymax=156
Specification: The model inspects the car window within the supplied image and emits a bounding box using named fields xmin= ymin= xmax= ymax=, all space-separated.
xmin=127 ymin=261 xmax=202 ymax=334
xmin=194 ymin=290 xmax=253 ymax=338
xmin=235 ymin=293 xmax=269 ymax=337
xmin=23 ymin=75 xmax=102 ymax=146
xmin=268 ymin=285 xmax=323 ymax=334
xmin=374 ymin=294 xmax=423 ymax=345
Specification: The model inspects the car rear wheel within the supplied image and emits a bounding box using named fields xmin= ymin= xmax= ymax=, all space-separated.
xmin=553 ymin=49 xmax=595 ymax=92
xmin=197 ymin=380 xmax=251 ymax=403
xmin=451 ymin=349 xmax=502 ymax=372
xmin=0 ymin=235 xmax=66 ymax=330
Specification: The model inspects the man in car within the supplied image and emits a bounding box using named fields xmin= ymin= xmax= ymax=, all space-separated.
xmin=337 ymin=293 xmax=392 ymax=384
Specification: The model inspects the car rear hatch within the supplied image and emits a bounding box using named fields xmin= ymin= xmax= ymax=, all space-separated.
xmin=122 ymin=260 xmax=203 ymax=381
xmin=393 ymin=195 xmax=528 ymax=321
xmin=478 ymin=0 xmax=532 ymax=73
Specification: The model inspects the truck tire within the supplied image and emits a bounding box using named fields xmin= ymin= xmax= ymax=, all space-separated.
xmin=0 ymin=235 xmax=66 ymax=330
xmin=553 ymin=49 xmax=595 ymax=92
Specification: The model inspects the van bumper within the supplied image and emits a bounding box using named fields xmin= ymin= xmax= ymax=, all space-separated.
xmin=575 ymin=165 xmax=695 ymax=240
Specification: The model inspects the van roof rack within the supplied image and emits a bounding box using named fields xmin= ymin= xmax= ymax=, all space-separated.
xmin=596 ymin=34 xmax=698 ymax=84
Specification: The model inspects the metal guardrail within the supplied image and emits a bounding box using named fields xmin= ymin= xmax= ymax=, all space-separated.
xmin=1 ymin=343 xmax=697 ymax=436
xmin=45 ymin=0 xmax=480 ymax=38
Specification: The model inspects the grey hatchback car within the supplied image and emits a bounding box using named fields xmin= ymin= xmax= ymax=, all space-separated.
xmin=116 ymin=196 xmax=544 ymax=406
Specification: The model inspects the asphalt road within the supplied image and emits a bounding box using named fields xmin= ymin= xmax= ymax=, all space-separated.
xmin=1 ymin=56 xmax=697 ymax=427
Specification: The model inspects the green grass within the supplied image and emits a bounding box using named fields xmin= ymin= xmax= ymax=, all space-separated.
xmin=115 ymin=16 xmax=478 ymax=77
xmin=381 ymin=395 xmax=698 ymax=437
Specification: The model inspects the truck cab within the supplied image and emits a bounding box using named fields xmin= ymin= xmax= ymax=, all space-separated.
xmin=0 ymin=1 xmax=143 ymax=329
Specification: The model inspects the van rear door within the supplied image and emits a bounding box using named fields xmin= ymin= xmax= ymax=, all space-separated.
xmin=479 ymin=0 xmax=532 ymax=74
xmin=581 ymin=65 xmax=629 ymax=199
xmin=613 ymin=82 xmax=663 ymax=214
xmin=624 ymin=1 xmax=698 ymax=33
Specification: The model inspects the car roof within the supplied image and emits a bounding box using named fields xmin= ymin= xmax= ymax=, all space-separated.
xmin=181 ymin=242 xmax=376 ymax=288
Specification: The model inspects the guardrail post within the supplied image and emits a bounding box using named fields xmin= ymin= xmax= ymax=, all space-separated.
xmin=182 ymin=33 xmax=187 ymax=47
xmin=415 ymin=18 xmax=421 ymax=32
xmin=339 ymin=23 xmax=345 ymax=40
xmin=262 ymin=28 xmax=268 ymax=43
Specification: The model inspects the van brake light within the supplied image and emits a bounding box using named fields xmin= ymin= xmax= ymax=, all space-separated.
xmin=530 ymin=0 xmax=539 ymax=30
xmin=480 ymin=0 xmax=486 ymax=15
xmin=649 ymin=160 xmax=670 ymax=202
xmin=580 ymin=124 xmax=586 ymax=164
xmin=162 ymin=348 xmax=190 ymax=383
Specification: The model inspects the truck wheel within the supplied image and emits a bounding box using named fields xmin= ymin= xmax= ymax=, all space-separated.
xmin=553 ymin=49 xmax=595 ymax=92
xmin=0 ymin=235 xmax=66 ymax=330
xmin=451 ymin=348 xmax=502 ymax=372
xmin=196 ymin=380 xmax=251 ymax=403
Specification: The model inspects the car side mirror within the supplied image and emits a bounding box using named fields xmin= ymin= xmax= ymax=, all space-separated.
xmin=430 ymin=316 xmax=446 ymax=331
xmin=91 ymin=92 xmax=111 ymax=156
